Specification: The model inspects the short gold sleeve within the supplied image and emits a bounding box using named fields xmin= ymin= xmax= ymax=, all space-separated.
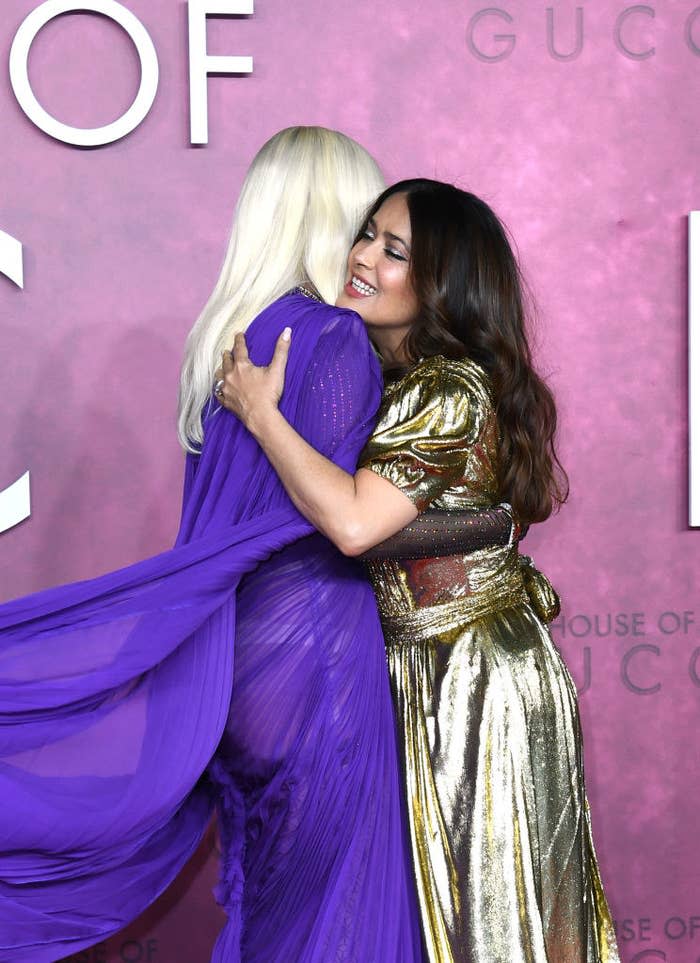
xmin=359 ymin=357 xmax=493 ymax=512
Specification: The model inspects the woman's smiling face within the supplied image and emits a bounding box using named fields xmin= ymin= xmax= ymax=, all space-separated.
xmin=336 ymin=192 xmax=418 ymax=360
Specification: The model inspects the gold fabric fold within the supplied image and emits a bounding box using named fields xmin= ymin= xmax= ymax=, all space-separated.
xmin=519 ymin=554 xmax=562 ymax=624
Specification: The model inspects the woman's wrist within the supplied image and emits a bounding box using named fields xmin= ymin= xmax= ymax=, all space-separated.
xmin=245 ymin=401 xmax=282 ymax=441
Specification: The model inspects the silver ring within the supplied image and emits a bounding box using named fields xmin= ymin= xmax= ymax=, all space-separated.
xmin=214 ymin=378 xmax=225 ymax=396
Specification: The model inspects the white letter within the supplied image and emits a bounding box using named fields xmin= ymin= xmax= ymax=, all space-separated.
xmin=0 ymin=472 xmax=31 ymax=534
xmin=690 ymin=212 xmax=700 ymax=526
xmin=9 ymin=0 xmax=159 ymax=148
xmin=0 ymin=231 xmax=24 ymax=289
xmin=188 ymin=0 xmax=253 ymax=145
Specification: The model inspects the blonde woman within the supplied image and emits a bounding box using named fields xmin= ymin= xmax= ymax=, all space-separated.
xmin=0 ymin=128 xmax=422 ymax=962
xmin=177 ymin=126 xmax=426 ymax=961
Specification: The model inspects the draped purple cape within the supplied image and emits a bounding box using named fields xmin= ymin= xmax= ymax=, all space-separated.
xmin=0 ymin=293 xmax=422 ymax=962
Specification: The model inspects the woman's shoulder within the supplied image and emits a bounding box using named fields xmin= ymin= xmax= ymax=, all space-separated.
xmin=277 ymin=290 xmax=368 ymax=337
xmin=367 ymin=354 xmax=493 ymax=462
xmin=393 ymin=354 xmax=492 ymax=409
xmin=414 ymin=353 xmax=490 ymax=383
xmin=250 ymin=290 xmax=370 ymax=349
xmin=275 ymin=291 xmax=380 ymax=387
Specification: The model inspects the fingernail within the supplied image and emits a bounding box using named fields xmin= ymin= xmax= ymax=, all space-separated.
xmin=282 ymin=327 xmax=292 ymax=341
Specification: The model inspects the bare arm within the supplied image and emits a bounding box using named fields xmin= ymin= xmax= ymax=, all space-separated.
xmin=217 ymin=331 xmax=418 ymax=556
xmin=244 ymin=407 xmax=418 ymax=557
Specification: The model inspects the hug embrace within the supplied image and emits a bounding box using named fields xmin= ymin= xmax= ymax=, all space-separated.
xmin=0 ymin=127 xmax=618 ymax=963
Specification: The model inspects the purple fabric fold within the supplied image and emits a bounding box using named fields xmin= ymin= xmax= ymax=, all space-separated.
xmin=0 ymin=293 xmax=421 ymax=962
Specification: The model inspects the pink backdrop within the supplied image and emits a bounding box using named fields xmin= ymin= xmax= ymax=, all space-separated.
xmin=1 ymin=2 xmax=699 ymax=960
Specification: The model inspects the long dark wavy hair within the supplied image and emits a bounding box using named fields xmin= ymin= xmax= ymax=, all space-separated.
xmin=360 ymin=178 xmax=568 ymax=524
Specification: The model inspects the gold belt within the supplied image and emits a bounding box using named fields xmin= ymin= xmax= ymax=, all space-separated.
xmin=380 ymin=571 xmax=529 ymax=647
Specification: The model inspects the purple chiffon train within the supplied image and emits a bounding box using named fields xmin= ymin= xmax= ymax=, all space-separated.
xmin=0 ymin=293 xmax=422 ymax=962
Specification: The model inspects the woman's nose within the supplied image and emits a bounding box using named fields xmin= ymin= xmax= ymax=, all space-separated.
xmin=354 ymin=240 xmax=377 ymax=270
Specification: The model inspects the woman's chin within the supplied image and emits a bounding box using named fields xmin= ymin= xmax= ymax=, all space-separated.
xmin=338 ymin=293 xmax=367 ymax=317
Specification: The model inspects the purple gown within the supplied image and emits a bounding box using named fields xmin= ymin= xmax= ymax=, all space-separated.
xmin=0 ymin=292 xmax=422 ymax=962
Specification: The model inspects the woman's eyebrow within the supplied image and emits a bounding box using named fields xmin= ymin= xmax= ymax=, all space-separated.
xmin=385 ymin=230 xmax=409 ymax=249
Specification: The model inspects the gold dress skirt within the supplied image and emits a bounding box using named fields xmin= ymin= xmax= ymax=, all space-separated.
xmin=365 ymin=544 xmax=619 ymax=963
xmin=360 ymin=355 xmax=619 ymax=962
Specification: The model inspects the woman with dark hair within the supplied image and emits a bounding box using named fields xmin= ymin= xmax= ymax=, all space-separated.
xmin=218 ymin=179 xmax=620 ymax=963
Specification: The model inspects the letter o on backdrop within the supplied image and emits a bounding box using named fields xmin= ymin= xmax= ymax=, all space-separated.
xmin=9 ymin=0 xmax=159 ymax=147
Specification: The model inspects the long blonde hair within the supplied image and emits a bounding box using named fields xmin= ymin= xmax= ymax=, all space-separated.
xmin=178 ymin=126 xmax=384 ymax=451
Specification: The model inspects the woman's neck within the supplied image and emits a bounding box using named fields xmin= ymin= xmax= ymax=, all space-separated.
xmin=368 ymin=329 xmax=410 ymax=367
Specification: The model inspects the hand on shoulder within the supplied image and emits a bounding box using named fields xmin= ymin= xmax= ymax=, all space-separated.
xmin=214 ymin=328 xmax=292 ymax=432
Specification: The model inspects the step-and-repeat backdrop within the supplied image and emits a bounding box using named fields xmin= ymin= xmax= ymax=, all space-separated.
xmin=1 ymin=2 xmax=699 ymax=961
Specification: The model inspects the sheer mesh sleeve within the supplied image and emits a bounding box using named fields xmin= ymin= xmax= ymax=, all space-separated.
xmin=362 ymin=506 xmax=513 ymax=560
xmin=295 ymin=310 xmax=383 ymax=472
xmin=359 ymin=357 xmax=493 ymax=512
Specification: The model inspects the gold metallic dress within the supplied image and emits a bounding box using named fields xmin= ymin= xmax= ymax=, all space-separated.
xmin=360 ymin=356 xmax=619 ymax=963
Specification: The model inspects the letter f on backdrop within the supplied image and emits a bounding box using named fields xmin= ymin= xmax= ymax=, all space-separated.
xmin=188 ymin=0 xmax=254 ymax=145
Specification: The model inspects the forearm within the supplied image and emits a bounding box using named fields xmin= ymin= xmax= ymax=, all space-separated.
xmin=217 ymin=329 xmax=417 ymax=554
xmin=247 ymin=405 xmax=386 ymax=555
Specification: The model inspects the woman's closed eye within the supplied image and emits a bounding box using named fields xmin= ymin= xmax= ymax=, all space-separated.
xmin=385 ymin=247 xmax=408 ymax=262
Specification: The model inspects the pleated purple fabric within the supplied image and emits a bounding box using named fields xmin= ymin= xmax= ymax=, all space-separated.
xmin=0 ymin=292 xmax=422 ymax=963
